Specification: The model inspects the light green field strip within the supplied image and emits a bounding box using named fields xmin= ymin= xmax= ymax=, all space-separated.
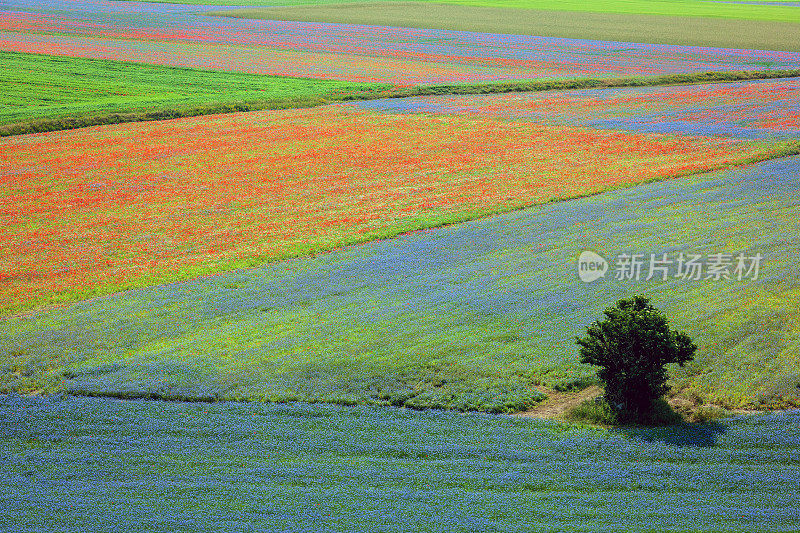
xmin=211 ymin=3 xmax=800 ymax=51
xmin=445 ymin=0 xmax=800 ymax=21
xmin=135 ymin=0 xmax=800 ymax=23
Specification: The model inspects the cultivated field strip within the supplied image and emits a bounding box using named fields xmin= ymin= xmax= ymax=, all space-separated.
xmin=3 ymin=157 xmax=798 ymax=410
xmin=214 ymin=1 xmax=800 ymax=51
xmin=0 ymin=50 xmax=388 ymax=129
xmin=0 ymin=104 xmax=775 ymax=316
xmin=2 ymin=395 xmax=800 ymax=532
xmin=3 ymin=0 xmax=800 ymax=83
xmin=350 ymin=76 xmax=800 ymax=140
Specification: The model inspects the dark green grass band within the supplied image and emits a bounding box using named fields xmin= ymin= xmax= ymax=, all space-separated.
xmin=388 ymin=69 xmax=800 ymax=97
xmin=0 ymin=50 xmax=391 ymax=137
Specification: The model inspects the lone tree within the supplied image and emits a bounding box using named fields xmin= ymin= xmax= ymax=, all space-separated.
xmin=576 ymin=295 xmax=696 ymax=424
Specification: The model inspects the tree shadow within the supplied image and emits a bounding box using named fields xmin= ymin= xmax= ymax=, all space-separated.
xmin=611 ymin=420 xmax=728 ymax=448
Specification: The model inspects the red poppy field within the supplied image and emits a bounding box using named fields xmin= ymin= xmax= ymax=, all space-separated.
xmin=0 ymin=105 xmax=780 ymax=315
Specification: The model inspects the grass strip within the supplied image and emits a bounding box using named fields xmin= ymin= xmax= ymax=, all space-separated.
xmin=386 ymin=69 xmax=800 ymax=96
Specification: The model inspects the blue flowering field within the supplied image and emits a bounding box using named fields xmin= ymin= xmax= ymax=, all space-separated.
xmin=2 ymin=394 xmax=799 ymax=532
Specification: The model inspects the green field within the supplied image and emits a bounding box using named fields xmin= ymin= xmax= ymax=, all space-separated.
xmin=212 ymin=3 xmax=800 ymax=51
xmin=4 ymin=395 xmax=800 ymax=532
xmin=0 ymin=51 xmax=390 ymax=135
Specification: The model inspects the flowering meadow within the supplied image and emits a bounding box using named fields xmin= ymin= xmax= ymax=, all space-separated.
xmin=3 ymin=0 xmax=800 ymax=529
xmin=3 ymin=156 xmax=798 ymax=410
xmin=3 ymin=394 xmax=800 ymax=532
xmin=1 ymin=102 xmax=778 ymax=317
xmin=3 ymin=0 xmax=800 ymax=84
xmin=353 ymin=77 xmax=800 ymax=140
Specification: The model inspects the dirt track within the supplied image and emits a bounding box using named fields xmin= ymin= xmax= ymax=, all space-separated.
xmin=512 ymin=385 xmax=603 ymax=419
